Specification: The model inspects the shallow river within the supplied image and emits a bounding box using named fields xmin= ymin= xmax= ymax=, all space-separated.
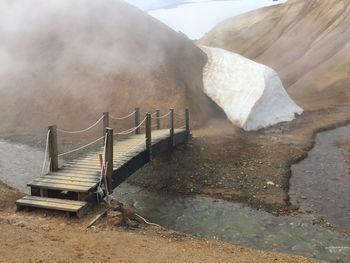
xmin=290 ymin=124 xmax=350 ymax=231
xmin=114 ymin=183 xmax=350 ymax=262
xmin=1 ymin=126 xmax=350 ymax=262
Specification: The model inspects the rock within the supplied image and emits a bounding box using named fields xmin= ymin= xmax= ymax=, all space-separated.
xmin=108 ymin=211 xmax=122 ymax=218
xmin=41 ymin=225 xmax=51 ymax=231
xmin=14 ymin=221 xmax=25 ymax=227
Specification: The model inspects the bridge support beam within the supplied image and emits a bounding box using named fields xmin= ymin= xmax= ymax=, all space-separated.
xmin=145 ymin=113 xmax=152 ymax=161
xmin=135 ymin=107 xmax=140 ymax=134
xmin=104 ymin=127 xmax=113 ymax=194
xmin=103 ymin=112 xmax=109 ymax=137
xmin=48 ymin=125 xmax=58 ymax=172
xmin=170 ymin=109 xmax=174 ymax=147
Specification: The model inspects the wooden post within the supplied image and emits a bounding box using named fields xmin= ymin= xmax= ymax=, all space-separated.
xmin=156 ymin=109 xmax=161 ymax=130
xmin=170 ymin=109 xmax=174 ymax=147
xmin=103 ymin=112 xmax=109 ymax=137
xmin=145 ymin=113 xmax=152 ymax=161
xmin=104 ymin=128 xmax=113 ymax=194
xmin=48 ymin=125 xmax=58 ymax=172
xmin=135 ymin=107 xmax=140 ymax=134
xmin=185 ymin=108 xmax=190 ymax=139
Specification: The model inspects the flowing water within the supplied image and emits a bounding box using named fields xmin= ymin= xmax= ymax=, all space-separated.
xmin=0 ymin=140 xmax=44 ymax=193
xmin=114 ymin=183 xmax=350 ymax=262
xmin=1 ymin=131 xmax=350 ymax=262
xmin=290 ymin=124 xmax=350 ymax=232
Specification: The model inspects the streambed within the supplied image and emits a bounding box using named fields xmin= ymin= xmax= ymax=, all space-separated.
xmin=114 ymin=183 xmax=350 ymax=262
xmin=1 ymin=126 xmax=350 ymax=262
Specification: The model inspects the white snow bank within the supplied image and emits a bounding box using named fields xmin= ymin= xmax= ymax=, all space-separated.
xmin=147 ymin=0 xmax=287 ymax=39
xmin=200 ymin=46 xmax=303 ymax=131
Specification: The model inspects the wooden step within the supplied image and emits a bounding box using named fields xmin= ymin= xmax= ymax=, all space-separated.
xmin=28 ymin=180 xmax=95 ymax=192
xmin=31 ymin=178 xmax=98 ymax=187
xmin=16 ymin=196 xmax=88 ymax=218
xmin=41 ymin=175 xmax=99 ymax=183
xmin=46 ymin=172 xmax=100 ymax=179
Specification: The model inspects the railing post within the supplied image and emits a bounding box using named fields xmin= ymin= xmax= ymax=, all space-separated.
xmin=135 ymin=107 xmax=140 ymax=134
xmin=156 ymin=109 xmax=161 ymax=130
xmin=185 ymin=108 xmax=190 ymax=140
xmin=48 ymin=125 xmax=58 ymax=172
xmin=170 ymin=109 xmax=174 ymax=147
xmin=104 ymin=127 xmax=113 ymax=194
xmin=145 ymin=113 xmax=152 ymax=161
xmin=103 ymin=112 xmax=109 ymax=137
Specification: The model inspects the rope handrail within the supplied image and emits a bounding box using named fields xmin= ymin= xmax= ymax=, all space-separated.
xmin=151 ymin=111 xmax=171 ymax=119
xmin=41 ymin=130 xmax=51 ymax=175
xmin=174 ymin=112 xmax=185 ymax=117
xmin=176 ymin=120 xmax=186 ymax=125
xmin=110 ymin=110 xmax=136 ymax=121
xmin=57 ymin=115 xmax=104 ymax=134
xmin=58 ymin=136 xmax=105 ymax=157
xmin=114 ymin=116 xmax=147 ymax=136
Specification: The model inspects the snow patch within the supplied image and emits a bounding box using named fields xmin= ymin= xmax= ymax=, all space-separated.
xmin=200 ymin=46 xmax=303 ymax=131
xmin=147 ymin=0 xmax=287 ymax=39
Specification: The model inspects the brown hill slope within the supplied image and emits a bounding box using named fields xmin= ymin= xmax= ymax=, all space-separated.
xmin=199 ymin=0 xmax=350 ymax=110
xmin=0 ymin=0 xmax=211 ymax=134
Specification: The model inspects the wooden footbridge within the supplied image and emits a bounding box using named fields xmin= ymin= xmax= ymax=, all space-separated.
xmin=16 ymin=108 xmax=191 ymax=217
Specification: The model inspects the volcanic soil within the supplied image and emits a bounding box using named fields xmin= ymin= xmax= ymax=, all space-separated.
xmin=0 ymin=182 xmax=318 ymax=263
xmin=129 ymin=107 xmax=350 ymax=215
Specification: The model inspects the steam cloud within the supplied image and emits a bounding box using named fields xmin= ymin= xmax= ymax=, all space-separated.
xmin=0 ymin=0 xmax=210 ymax=135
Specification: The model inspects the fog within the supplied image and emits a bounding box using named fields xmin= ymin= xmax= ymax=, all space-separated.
xmin=0 ymin=0 xmax=211 ymax=135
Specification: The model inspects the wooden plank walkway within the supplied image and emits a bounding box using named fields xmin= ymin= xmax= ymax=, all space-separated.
xmin=28 ymin=129 xmax=185 ymax=195
xmin=16 ymin=108 xmax=190 ymax=217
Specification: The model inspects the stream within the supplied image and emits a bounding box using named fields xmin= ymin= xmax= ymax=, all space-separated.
xmin=290 ymin=124 xmax=350 ymax=232
xmin=1 ymin=125 xmax=350 ymax=262
xmin=114 ymin=183 xmax=350 ymax=262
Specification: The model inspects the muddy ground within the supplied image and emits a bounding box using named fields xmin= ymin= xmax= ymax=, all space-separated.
xmin=129 ymin=107 xmax=350 ymax=215
xmin=0 ymin=184 xmax=318 ymax=263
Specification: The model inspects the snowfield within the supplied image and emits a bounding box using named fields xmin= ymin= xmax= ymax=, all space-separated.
xmin=200 ymin=46 xmax=303 ymax=131
xmin=126 ymin=0 xmax=287 ymax=39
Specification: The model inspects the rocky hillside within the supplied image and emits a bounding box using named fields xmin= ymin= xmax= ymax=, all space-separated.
xmin=199 ymin=0 xmax=350 ymax=110
xmin=0 ymin=0 xmax=211 ymax=134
